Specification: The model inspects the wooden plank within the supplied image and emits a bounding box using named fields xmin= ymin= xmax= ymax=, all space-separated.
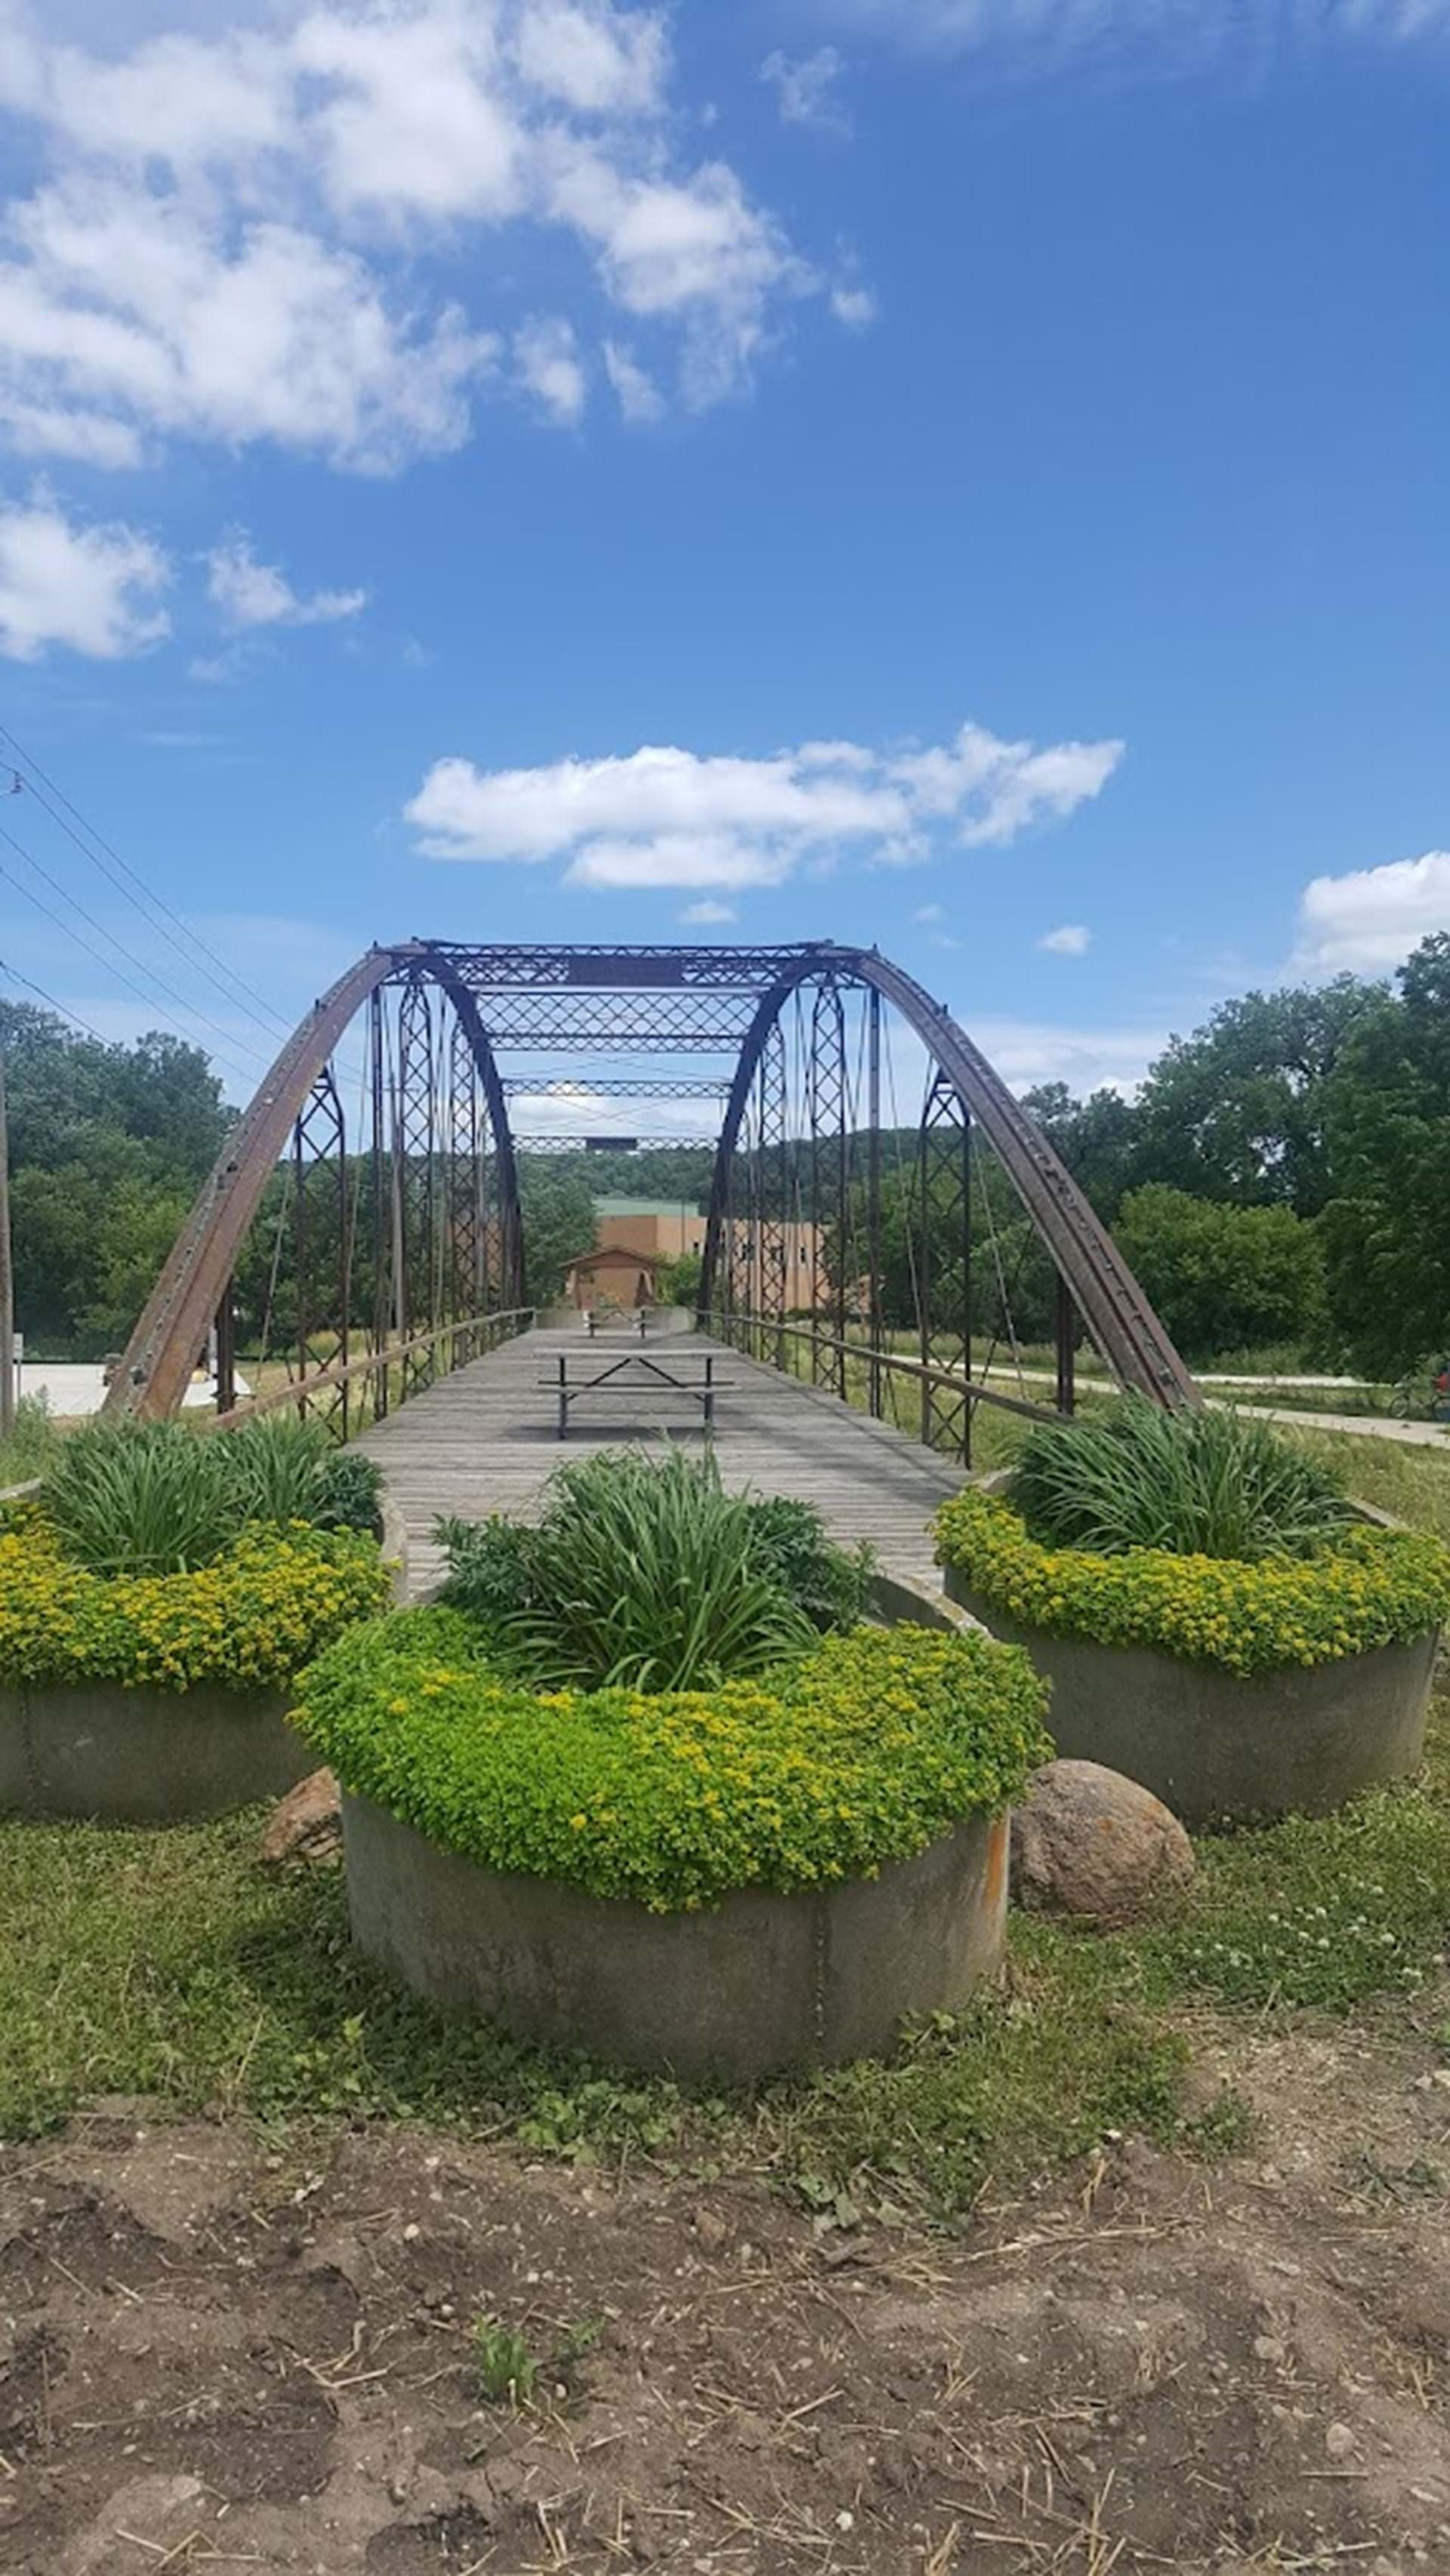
xmin=361 ymin=1323 xmax=967 ymax=1600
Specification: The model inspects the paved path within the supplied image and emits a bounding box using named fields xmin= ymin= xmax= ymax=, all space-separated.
xmin=361 ymin=1323 xmax=967 ymax=1601
xmin=1217 ymin=1403 xmax=1450 ymax=1450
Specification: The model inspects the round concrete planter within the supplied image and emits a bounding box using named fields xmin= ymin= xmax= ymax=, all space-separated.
xmin=942 ymin=1565 xmax=1439 ymax=1828
xmin=0 ymin=1515 xmax=405 ymax=1825
xmin=0 ymin=1681 xmax=316 ymax=1823
xmin=340 ymin=1789 xmax=1010 ymax=2080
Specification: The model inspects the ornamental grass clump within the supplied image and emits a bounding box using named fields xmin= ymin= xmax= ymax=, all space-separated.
xmin=39 ymin=1416 xmax=383 ymax=1579
xmin=1011 ymin=1395 xmax=1354 ymax=1564
xmin=934 ymin=1488 xmax=1450 ymax=1677
xmin=292 ymin=1608 xmax=1050 ymax=1912
xmin=436 ymin=1447 xmax=871 ymax=1695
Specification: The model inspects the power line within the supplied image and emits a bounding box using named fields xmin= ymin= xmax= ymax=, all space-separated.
xmin=0 ymin=721 xmax=371 ymax=1094
xmin=0 ymin=720 xmax=298 ymax=1043
xmin=0 ymin=952 xmax=111 ymax=1045
xmin=0 ymin=828 xmax=262 ymax=1087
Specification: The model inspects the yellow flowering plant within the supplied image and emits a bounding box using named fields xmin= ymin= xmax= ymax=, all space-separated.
xmin=291 ymin=1607 xmax=1052 ymax=1912
xmin=0 ymin=1511 xmax=390 ymax=1696
xmin=934 ymin=1489 xmax=1450 ymax=1678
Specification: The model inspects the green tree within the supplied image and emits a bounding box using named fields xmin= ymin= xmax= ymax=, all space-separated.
xmin=1114 ymin=1183 xmax=1328 ymax=1361
xmin=659 ymin=1249 xmax=703 ymax=1307
xmin=0 ymin=1002 xmax=230 ymax=1354
xmin=1317 ymin=934 xmax=1450 ymax=1376
xmin=1021 ymin=1082 xmax=1143 ymax=1223
xmin=1133 ymin=981 xmax=1376 ymax=1215
xmin=517 ymin=1161 xmax=596 ymax=1307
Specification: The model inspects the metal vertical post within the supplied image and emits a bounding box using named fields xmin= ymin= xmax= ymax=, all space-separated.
xmin=214 ymin=1283 xmax=236 ymax=1416
xmin=370 ymin=986 xmax=389 ymax=1421
xmin=1056 ymin=1269 xmax=1077 ymax=1418
xmin=866 ymin=987 xmax=882 ymax=1422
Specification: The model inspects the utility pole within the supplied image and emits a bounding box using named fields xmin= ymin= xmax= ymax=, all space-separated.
xmin=0 ymin=1046 xmax=14 ymax=1441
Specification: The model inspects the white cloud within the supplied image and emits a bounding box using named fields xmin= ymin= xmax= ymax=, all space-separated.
xmin=680 ymin=898 xmax=737 ymax=924
xmin=912 ymin=902 xmax=944 ymax=923
xmin=830 ymin=282 xmax=878 ymax=331
xmin=204 ymin=528 xmax=366 ymax=628
xmin=513 ymin=315 xmax=587 ymax=425
xmin=761 ymin=46 xmax=851 ymax=133
xmin=603 ymin=337 xmax=663 ymax=422
xmin=972 ymin=1015 xmax=1168 ymax=1097
xmin=0 ymin=0 xmax=838 ymax=469
xmin=0 ymin=488 xmax=170 ymax=659
xmin=1292 ymin=852 xmax=1450 ymax=975
xmin=544 ymin=143 xmax=816 ymax=408
xmin=406 ymin=717 xmax=1124 ymax=889
xmin=1038 ymin=921 xmax=1091 ymax=955
xmin=512 ymin=1 xmax=668 ymax=112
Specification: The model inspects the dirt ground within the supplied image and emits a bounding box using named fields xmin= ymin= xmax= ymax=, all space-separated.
xmin=5 ymin=2011 xmax=1450 ymax=2576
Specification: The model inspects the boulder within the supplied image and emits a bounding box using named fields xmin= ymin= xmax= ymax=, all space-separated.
xmin=261 ymin=1766 xmax=341 ymax=1866
xmin=1011 ymin=1758 xmax=1194 ymax=1928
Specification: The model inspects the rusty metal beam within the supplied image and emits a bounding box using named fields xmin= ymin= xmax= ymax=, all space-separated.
xmin=103 ymin=942 xmax=526 ymax=1420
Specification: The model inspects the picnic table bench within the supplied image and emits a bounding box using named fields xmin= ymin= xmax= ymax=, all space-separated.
xmin=585 ymin=1307 xmax=656 ymax=1340
xmin=540 ymin=1351 xmax=733 ymax=1440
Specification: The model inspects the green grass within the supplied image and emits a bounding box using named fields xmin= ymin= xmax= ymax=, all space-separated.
xmin=5 ymin=1687 xmax=1447 ymax=2214
xmin=1288 ymin=1428 xmax=1450 ymax=1540
xmin=2 ymin=1385 xmax=1445 ymax=2217
xmin=0 ymin=1395 xmax=59 ymax=1491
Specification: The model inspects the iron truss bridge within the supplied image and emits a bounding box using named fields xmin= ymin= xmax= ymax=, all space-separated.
xmin=106 ymin=941 xmax=1196 ymax=1456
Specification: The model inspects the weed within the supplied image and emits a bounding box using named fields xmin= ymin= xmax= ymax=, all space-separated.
xmin=471 ymin=2315 xmax=537 ymax=2405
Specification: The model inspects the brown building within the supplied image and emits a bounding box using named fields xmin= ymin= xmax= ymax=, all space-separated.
xmin=573 ymin=1197 xmax=822 ymax=1311
xmin=560 ymin=1244 xmax=669 ymax=1310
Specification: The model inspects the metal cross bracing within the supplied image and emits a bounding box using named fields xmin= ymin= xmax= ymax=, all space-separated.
xmin=104 ymin=940 xmax=1199 ymax=1450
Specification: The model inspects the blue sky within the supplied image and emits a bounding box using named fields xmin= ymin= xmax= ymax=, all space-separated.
xmin=0 ymin=0 xmax=1446 ymax=1106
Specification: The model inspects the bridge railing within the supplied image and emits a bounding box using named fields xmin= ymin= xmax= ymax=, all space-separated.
xmin=703 ymin=1305 xmax=1069 ymax=1464
xmin=213 ymin=1308 xmax=536 ymax=1442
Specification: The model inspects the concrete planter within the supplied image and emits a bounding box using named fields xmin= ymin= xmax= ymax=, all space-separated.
xmin=0 ymin=1681 xmax=315 ymax=1823
xmin=341 ymin=1789 xmax=1010 ymax=2080
xmin=942 ymin=1566 xmax=1439 ymax=1827
xmin=0 ymin=1516 xmax=405 ymax=1824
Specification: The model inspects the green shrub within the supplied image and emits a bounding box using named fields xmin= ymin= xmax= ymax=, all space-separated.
xmin=0 ymin=1514 xmax=390 ymax=1694
xmin=434 ymin=1513 xmax=544 ymax=1634
xmin=434 ymin=1448 xmax=864 ymax=1693
xmin=38 ymin=1414 xmax=384 ymax=1579
xmin=935 ymin=1488 xmax=1450 ymax=1676
xmin=292 ymin=1610 xmax=1050 ymax=1912
xmin=1010 ymin=1395 xmax=1353 ymax=1563
xmin=741 ymin=1494 xmax=874 ymax=1630
xmin=1114 ymin=1183 xmax=1328 ymax=1360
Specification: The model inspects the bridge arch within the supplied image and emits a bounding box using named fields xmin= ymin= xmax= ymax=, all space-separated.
xmin=699 ymin=942 xmax=1195 ymax=1416
xmin=104 ymin=943 xmax=523 ymax=1422
xmin=103 ymin=938 xmax=1193 ymax=1442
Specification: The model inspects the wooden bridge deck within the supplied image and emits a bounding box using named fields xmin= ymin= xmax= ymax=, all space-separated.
xmin=361 ymin=1323 xmax=967 ymax=1600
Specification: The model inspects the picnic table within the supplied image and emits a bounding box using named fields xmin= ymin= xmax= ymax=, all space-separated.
xmin=541 ymin=1351 xmax=731 ymax=1440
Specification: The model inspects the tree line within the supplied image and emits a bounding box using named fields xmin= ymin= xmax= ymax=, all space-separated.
xmin=5 ymin=931 xmax=1447 ymax=1374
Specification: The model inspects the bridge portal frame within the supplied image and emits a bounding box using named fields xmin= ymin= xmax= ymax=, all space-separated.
xmin=103 ymin=938 xmax=1195 ymax=1430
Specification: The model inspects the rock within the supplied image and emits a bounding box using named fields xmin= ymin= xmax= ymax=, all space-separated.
xmin=1325 ymin=2420 xmax=1357 ymax=2460
xmin=261 ymin=1767 xmax=341 ymax=1866
xmin=693 ymin=2207 xmax=729 ymax=2257
xmin=1010 ymin=1760 xmax=1195 ymax=1929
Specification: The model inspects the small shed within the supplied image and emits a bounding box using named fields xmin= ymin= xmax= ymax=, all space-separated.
xmin=560 ymin=1244 xmax=669 ymax=1311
